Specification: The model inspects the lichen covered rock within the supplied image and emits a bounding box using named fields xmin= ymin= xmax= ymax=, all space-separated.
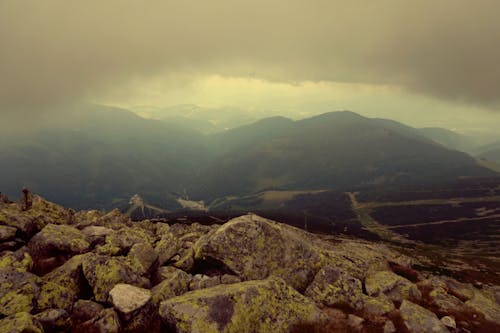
xmin=82 ymin=254 xmax=148 ymax=302
xmin=0 ymin=312 xmax=44 ymax=333
xmin=305 ymin=265 xmax=364 ymax=310
xmin=194 ymin=214 xmax=325 ymax=291
xmin=28 ymin=224 xmax=90 ymax=257
xmin=365 ymin=270 xmax=421 ymax=303
xmin=399 ymin=300 xmax=449 ymax=333
xmin=151 ymin=267 xmax=192 ymax=305
xmin=159 ymin=277 xmax=327 ymax=333
xmin=0 ymin=270 xmax=41 ymax=316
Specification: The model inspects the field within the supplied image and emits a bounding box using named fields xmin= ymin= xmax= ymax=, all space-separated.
xmin=349 ymin=177 xmax=500 ymax=284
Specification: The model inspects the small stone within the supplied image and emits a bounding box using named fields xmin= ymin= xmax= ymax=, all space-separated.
xmin=383 ymin=320 xmax=397 ymax=333
xmin=109 ymin=284 xmax=151 ymax=316
xmin=347 ymin=314 xmax=364 ymax=331
xmin=440 ymin=316 xmax=456 ymax=329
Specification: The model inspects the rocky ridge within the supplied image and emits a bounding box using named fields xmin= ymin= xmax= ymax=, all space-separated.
xmin=0 ymin=195 xmax=499 ymax=332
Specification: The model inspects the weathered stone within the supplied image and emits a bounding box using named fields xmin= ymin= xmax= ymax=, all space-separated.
xmin=72 ymin=210 xmax=105 ymax=229
xmin=173 ymin=247 xmax=195 ymax=272
xmin=0 ymin=312 xmax=44 ymax=333
xmin=194 ymin=214 xmax=325 ymax=291
xmin=361 ymin=294 xmax=395 ymax=321
xmin=365 ymin=270 xmax=421 ymax=303
xmin=28 ymin=224 xmax=90 ymax=258
xmin=465 ymin=289 xmax=500 ymax=323
xmin=427 ymin=287 xmax=467 ymax=316
xmin=37 ymin=253 xmax=91 ymax=312
xmin=82 ymin=254 xmax=148 ymax=302
xmin=0 ymin=225 xmax=17 ymax=241
xmin=399 ymin=300 xmax=449 ymax=333
xmin=109 ymin=284 xmax=151 ymax=317
xmin=0 ymin=251 xmax=33 ymax=272
xmin=383 ymin=320 xmax=397 ymax=333
xmin=34 ymin=308 xmax=71 ymax=332
xmin=189 ymin=274 xmax=222 ymax=291
xmin=347 ymin=314 xmax=364 ymax=331
xmin=96 ymin=226 xmax=154 ymax=256
xmin=73 ymin=308 xmax=121 ymax=333
xmin=440 ymin=316 xmax=456 ymax=329
xmin=71 ymin=299 xmax=104 ymax=325
xmin=127 ymin=242 xmax=158 ymax=276
xmin=220 ymin=274 xmax=241 ymax=284
xmin=151 ymin=267 xmax=192 ymax=305
xmin=155 ymin=231 xmax=181 ymax=266
xmin=153 ymin=266 xmax=192 ymax=285
xmin=159 ymin=277 xmax=327 ymax=333
xmin=305 ymin=265 xmax=364 ymax=310
xmin=81 ymin=226 xmax=113 ymax=247
xmin=0 ymin=270 xmax=40 ymax=316
xmin=442 ymin=277 xmax=475 ymax=301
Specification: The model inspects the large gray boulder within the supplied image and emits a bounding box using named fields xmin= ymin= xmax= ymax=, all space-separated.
xmin=159 ymin=277 xmax=327 ymax=333
xmin=193 ymin=214 xmax=326 ymax=291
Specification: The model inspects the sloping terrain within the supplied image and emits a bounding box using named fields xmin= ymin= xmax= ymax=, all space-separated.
xmin=1 ymin=196 xmax=499 ymax=332
xmin=0 ymin=105 xmax=496 ymax=210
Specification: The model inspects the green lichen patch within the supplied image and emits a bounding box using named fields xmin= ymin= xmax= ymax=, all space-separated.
xmin=0 ymin=312 xmax=44 ymax=333
xmin=159 ymin=277 xmax=327 ymax=333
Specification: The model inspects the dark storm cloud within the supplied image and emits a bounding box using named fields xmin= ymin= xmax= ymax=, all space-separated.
xmin=1 ymin=0 xmax=500 ymax=116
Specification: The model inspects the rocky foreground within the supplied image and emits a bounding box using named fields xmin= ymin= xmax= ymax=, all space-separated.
xmin=0 ymin=195 xmax=499 ymax=332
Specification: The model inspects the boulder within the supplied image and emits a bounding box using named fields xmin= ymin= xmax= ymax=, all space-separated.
xmin=81 ymin=226 xmax=113 ymax=247
xmin=427 ymin=287 xmax=467 ymax=316
xmin=173 ymin=247 xmax=195 ymax=272
xmin=28 ymin=224 xmax=90 ymax=258
xmin=365 ymin=270 xmax=421 ymax=303
xmin=72 ymin=210 xmax=105 ymax=229
xmin=71 ymin=299 xmax=104 ymax=325
xmin=193 ymin=214 xmax=325 ymax=291
xmin=0 ymin=270 xmax=40 ymax=316
xmin=37 ymin=253 xmax=91 ymax=311
xmin=399 ymin=300 xmax=449 ymax=333
xmin=465 ymin=289 xmax=500 ymax=323
xmin=127 ymin=242 xmax=158 ymax=276
xmin=154 ymin=230 xmax=181 ymax=266
xmin=73 ymin=308 xmax=121 ymax=333
xmin=0 ymin=225 xmax=17 ymax=242
xmin=34 ymin=308 xmax=72 ymax=332
xmin=159 ymin=277 xmax=327 ymax=333
xmin=361 ymin=294 xmax=395 ymax=322
xmin=0 ymin=312 xmax=44 ymax=333
xmin=109 ymin=284 xmax=151 ymax=318
xmin=82 ymin=254 xmax=148 ymax=302
xmin=151 ymin=267 xmax=192 ymax=305
xmin=305 ymin=265 xmax=364 ymax=310
xmin=109 ymin=284 xmax=157 ymax=332
xmin=189 ymin=274 xmax=222 ymax=291
xmin=96 ymin=226 xmax=155 ymax=256
xmin=0 ymin=251 xmax=33 ymax=272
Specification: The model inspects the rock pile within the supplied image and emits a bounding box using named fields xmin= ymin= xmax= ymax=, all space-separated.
xmin=1 ymin=195 xmax=499 ymax=332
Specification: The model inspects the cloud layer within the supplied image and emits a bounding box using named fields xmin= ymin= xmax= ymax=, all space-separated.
xmin=1 ymin=0 xmax=500 ymax=115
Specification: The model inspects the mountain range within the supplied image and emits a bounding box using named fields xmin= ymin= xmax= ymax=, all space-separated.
xmin=0 ymin=104 xmax=498 ymax=210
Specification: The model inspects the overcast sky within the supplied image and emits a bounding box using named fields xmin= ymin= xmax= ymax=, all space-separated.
xmin=1 ymin=1 xmax=500 ymax=137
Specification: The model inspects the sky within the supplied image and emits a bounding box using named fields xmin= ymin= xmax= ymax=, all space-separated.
xmin=1 ymin=0 xmax=500 ymax=138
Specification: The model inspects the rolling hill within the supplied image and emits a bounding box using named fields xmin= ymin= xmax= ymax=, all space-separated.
xmin=0 ymin=106 xmax=496 ymax=209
